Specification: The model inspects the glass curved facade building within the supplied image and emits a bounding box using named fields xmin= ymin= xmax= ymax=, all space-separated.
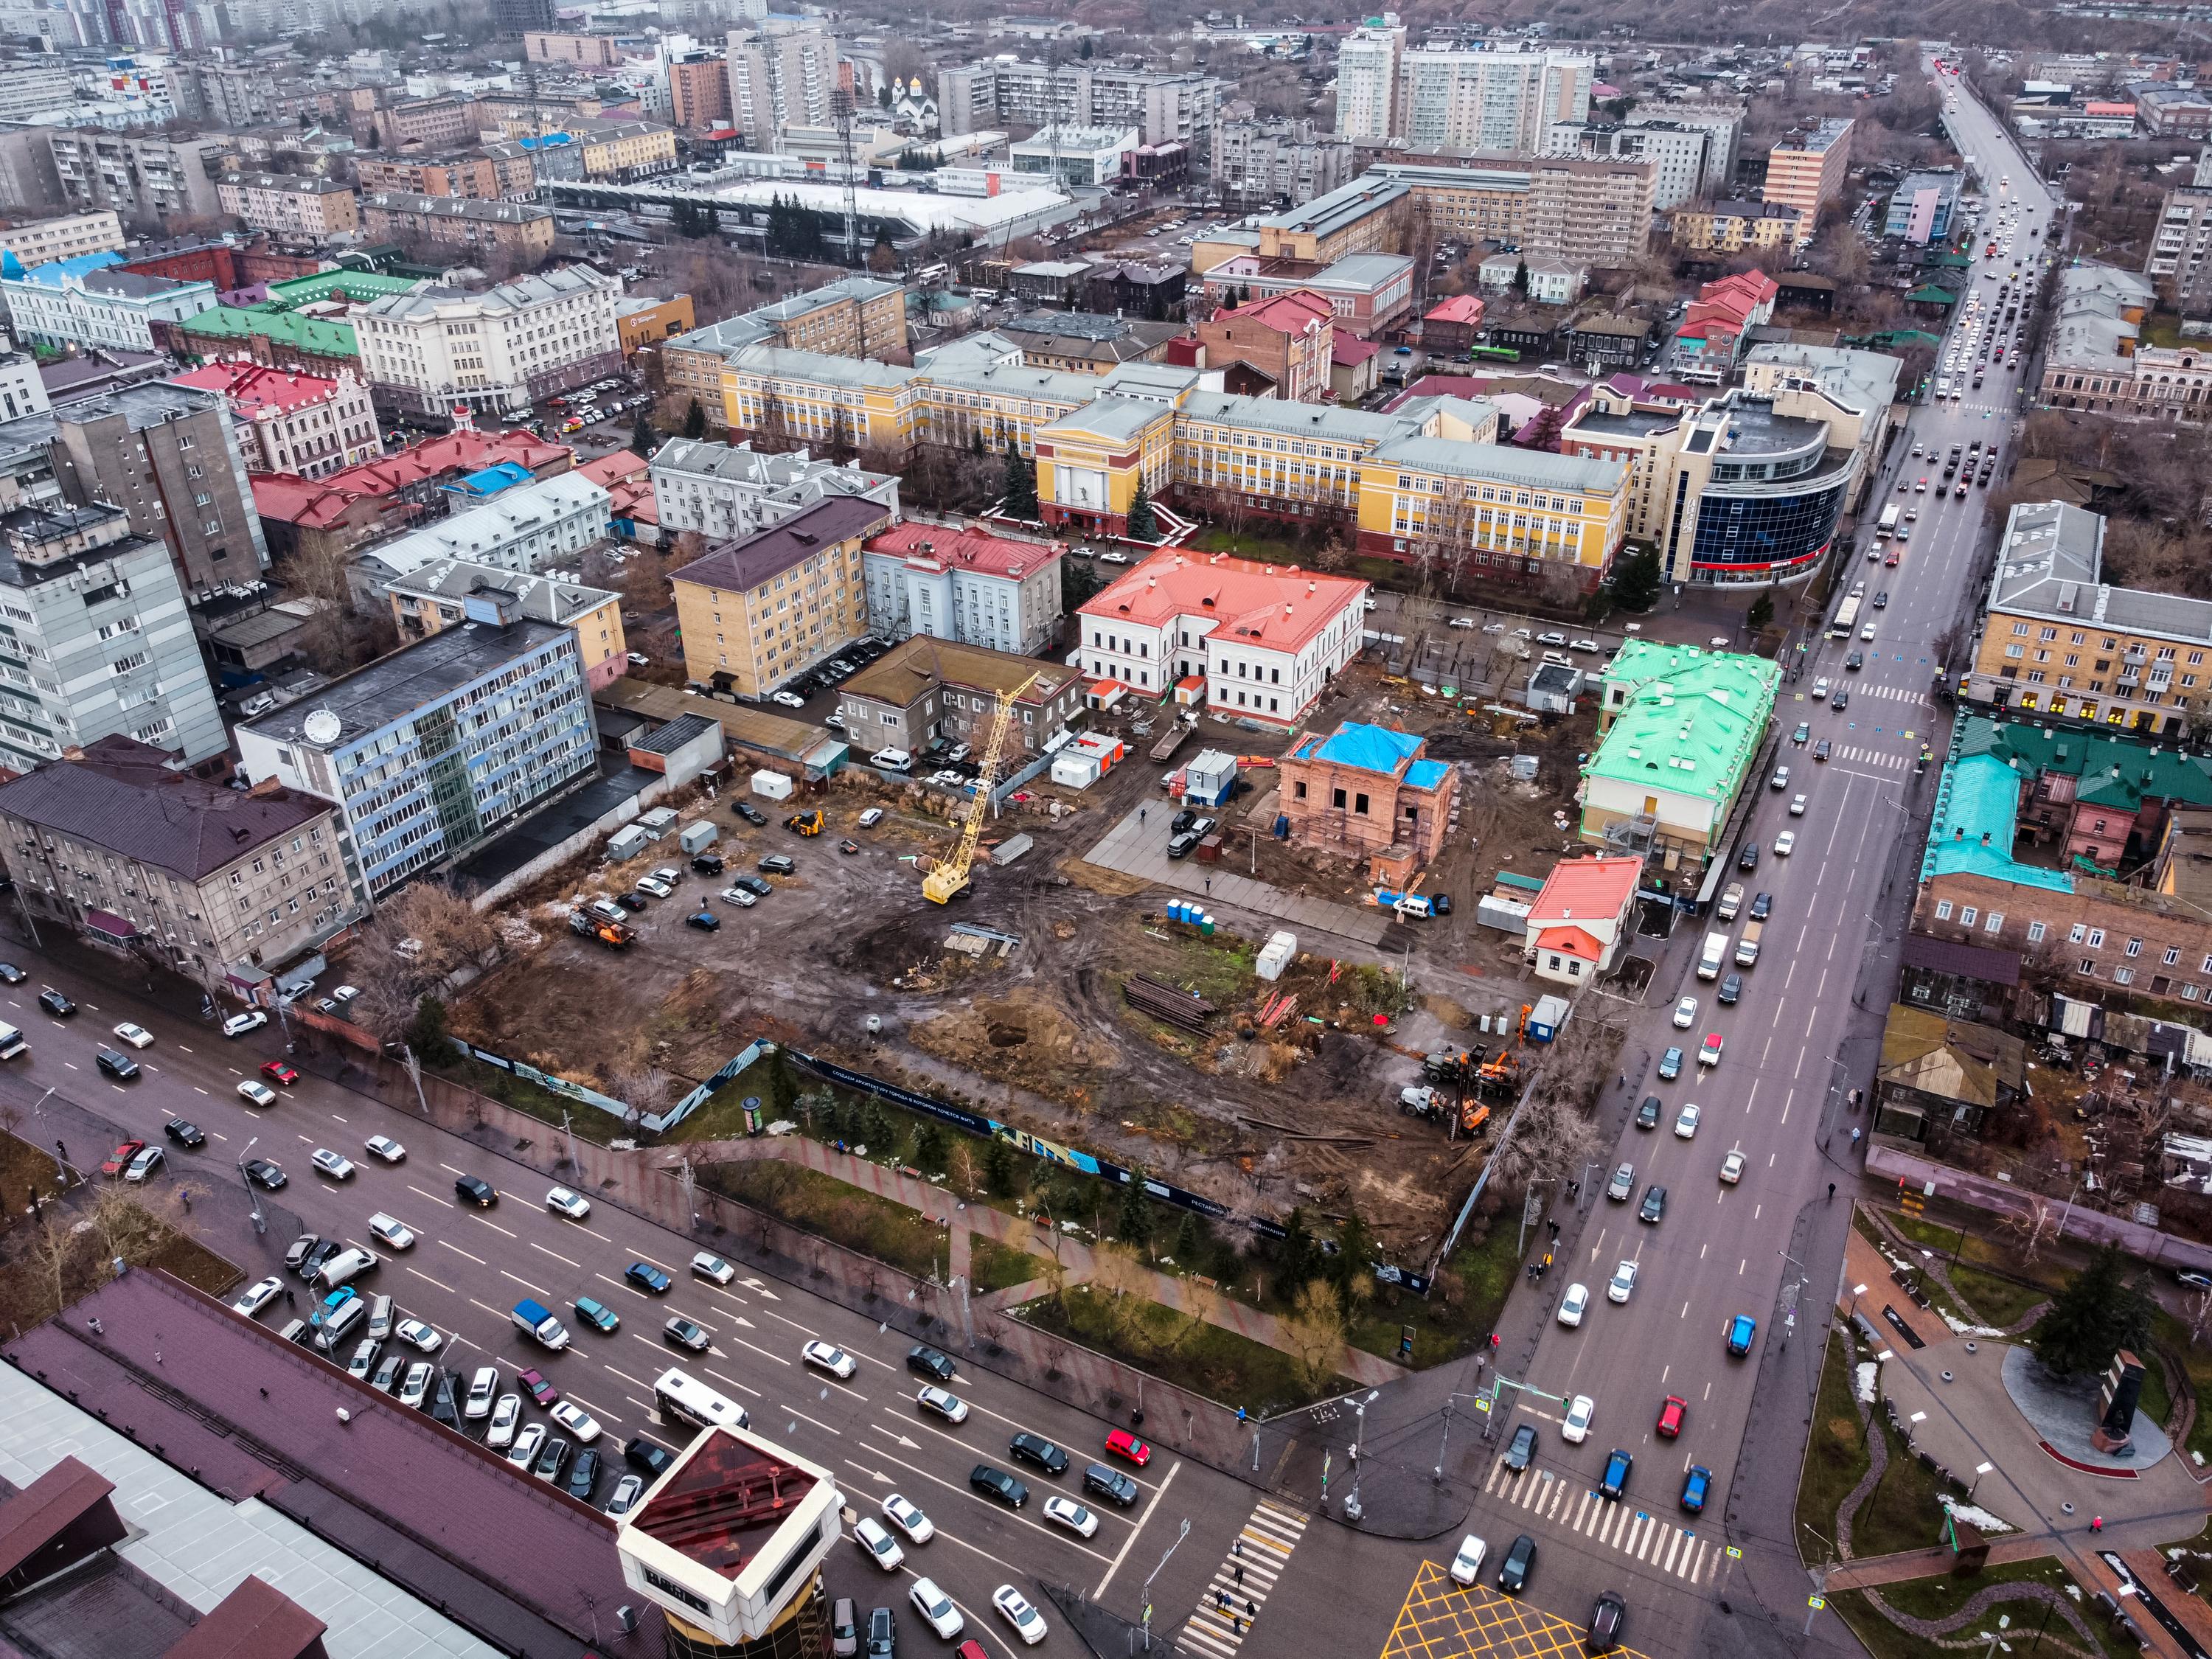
xmin=1683 ymin=402 xmax=1854 ymax=585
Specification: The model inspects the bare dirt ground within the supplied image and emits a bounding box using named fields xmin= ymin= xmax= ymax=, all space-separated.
xmin=446 ymin=663 xmax=1604 ymax=1258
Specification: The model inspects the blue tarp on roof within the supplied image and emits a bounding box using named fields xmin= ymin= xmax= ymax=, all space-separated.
xmin=1922 ymin=751 xmax=2075 ymax=893
xmin=1312 ymin=722 xmax=1423 ymax=776
xmin=14 ymin=250 xmax=122 ymax=287
xmin=1405 ymin=758 xmax=1450 ymax=790
xmin=453 ymin=462 xmax=533 ymax=498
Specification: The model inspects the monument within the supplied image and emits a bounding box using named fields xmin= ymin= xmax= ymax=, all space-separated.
xmin=2093 ymin=1350 xmax=2146 ymax=1457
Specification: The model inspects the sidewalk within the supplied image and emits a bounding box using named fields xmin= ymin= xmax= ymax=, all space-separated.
xmin=667 ymin=1133 xmax=1409 ymax=1388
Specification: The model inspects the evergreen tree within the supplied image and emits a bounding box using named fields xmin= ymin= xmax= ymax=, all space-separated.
xmin=1330 ymin=1211 xmax=1377 ymax=1310
xmin=1116 ymin=1174 xmax=1150 ymax=1245
xmin=630 ymin=409 xmax=656 ymax=458
xmin=1125 ymin=477 xmax=1158 ymax=543
xmin=407 ymin=994 xmax=449 ymax=1057
xmin=1277 ymin=1206 xmax=1316 ymax=1293
xmin=970 ymin=428 xmax=986 ymax=456
xmin=1078 ymin=34 xmax=1093 ymax=57
xmin=1172 ymin=1209 xmax=1201 ymax=1265
xmin=1611 ymin=543 xmax=1661 ymax=611
xmin=1514 ymin=258 xmax=1530 ymax=296
xmin=683 ymin=397 xmax=707 ymax=439
xmin=914 ymin=1121 xmax=945 ymax=1172
xmin=982 ymin=1136 xmax=1015 ymax=1195
xmin=1746 ymin=591 xmax=1775 ymax=632
xmin=1220 ymin=289 xmax=1237 ymax=310
xmin=1002 ymin=446 xmax=1038 ymax=518
xmin=2034 ymin=1244 xmax=2156 ymax=1377
xmin=877 ymin=83 xmax=892 ymax=108
xmin=864 ymin=1100 xmax=894 ymax=1151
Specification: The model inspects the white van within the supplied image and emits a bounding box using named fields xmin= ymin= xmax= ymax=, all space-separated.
xmin=871 ymin=748 xmax=913 ymax=773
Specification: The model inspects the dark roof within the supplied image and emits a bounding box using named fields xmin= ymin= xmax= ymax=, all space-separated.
xmin=0 ymin=1456 xmax=120 ymax=1587
xmin=671 ymin=495 xmax=892 ymax=595
xmin=0 ymin=737 xmax=330 ymax=881
xmin=632 ymin=712 xmax=719 ymax=756
xmin=2 ymin=1267 xmax=619 ymax=1659
xmin=1899 ymin=931 xmax=2023 ymax=986
xmin=164 ymin=1576 xmax=329 ymax=1659
xmin=240 ymin=619 xmax=569 ymax=750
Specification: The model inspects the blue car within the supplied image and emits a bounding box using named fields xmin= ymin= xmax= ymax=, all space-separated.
xmin=1680 ymin=1464 xmax=1712 ymax=1513
xmin=1725 ymin=1313 xmax=1757 ymax=1357
xmin=307 ymin=1287 xmax=357 ymax=1329
xmin=1658 ymin=1047 xmax=1684 ymax=1080
xmin=1599 ymin=1447 xmax=1632 ymax=1501
xmin=574 ymin=1296 xmax=620 ymax=1334
xmin=625 ymin=1262 xmax=673 ymax=1295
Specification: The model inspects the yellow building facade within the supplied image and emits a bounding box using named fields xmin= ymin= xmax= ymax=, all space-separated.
xmin=1356 ymin=439 xmax=1628 ymax=579
xmin=669 ymin=497 xmax=890 ymax=695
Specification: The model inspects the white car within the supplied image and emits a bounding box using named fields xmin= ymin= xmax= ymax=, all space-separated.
xmin=1720 ymin=1150 xmax=1747 ymax=1185
xmin=364 ymin=1135 xmax=406 ymax=1163
xmin=398 ymin=1362 xmax=435 ymax=1409
xmin=507 ymin=1422 xmax=547 ymax=1471
xmin=394 ymin=1317 xmax=442 ymax=1353
xmin=692 ymin=1252 xmax=736 ymax=1285
xmin=1562 ymin=1394 xmax=1595 ymax=1444
xmin=1770 ymin=766 xmax=1790 ymax=791
xmin=546 ymin=1186 xmax=591 ymax=1221
xmin=487 ymin=1394 xmax=522 ymax=1449
xmin=465 ymin=1366 xmax=498 ymax=1419
xmin=1448 ymin=616 xmax=1476 ymax=629
xmin=311 ymin=1148 xmax=356 ymax=1181
xmin=1043 ymin=1495 xmax=1097 ymax=1537
xmin=993 ymin=1585 xmax=1048 ymax=1645
xmin=367 ymin=1212 xmax=415 ymax=1250
xmin=771 ymin=691 xmax=806 ymax=709
xmin=719 ymin=886 xmax=759 ymax=908
xmin=1449 ymin=1534 xmax=1488 ymax=1586
xmin=1790 ymin=794 xmax=1807 ymax=817
xmin=237 ymin=1079 xmax=278 ymax=1107
xmin=881 ymin=1492 xmax=933 ymax=1544
xmin=112 ymin=1021 xmax=153 ymax=1048
xmin=222 ymin=1011 xmax=268 ymax=1038
xmin=607 ymin=1474 xmax=646 ymax=1517
xmin=1672 ymin=996 xmax=1697 ymax=1029
xmin=1812 ymin=677 xmax=1830 ymax=700
xmin=1557 ymin=1282 xmax=1590 ymax=1327
xmin=233 ymin=1274 xmax=282 ymax=1316
xmin=917 ymin=1385 xmax=968 ymax=1424
xmin=550 ymin=1399 xmax=602 ymax=1442
xmin=1674 ymin=1103 xmax=1702 ymax=1139
xmin=909 ymin=1579 xmax=963 ymax=1641
xmin=854 ymin=1516 xmax=905 ymax=1572
xmin=802 ymin=1340 xmax=858 ymax=1380
xmin=858 ymin=807 xmax=884 ymax=828
xmin=1773 ymin=830 xmax=1797 ymax=857
xmin=635 ymin=876 xmax=674 ymax=899
xmin=1607 ymin=1259 xmax=1639 ymax=1304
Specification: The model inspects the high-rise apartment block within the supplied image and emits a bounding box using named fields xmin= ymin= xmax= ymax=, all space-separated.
xmin=1544 ymin=119 xmax=1710 ymax=209
xmin=1212 ymin=118 xmax=1358 ymax=208
xmin=2149 ymin=183 xmax=2212 ymax=315
xmin=936 ymin=61 xmax=1219 ymax=167
xmin=1763 ymin=118 xmax=1852 ymax=246
xmin=727 ymin=24 xmax=837 ymax=148
xmin=1335 ymin=29 xmax=1591 ymax=154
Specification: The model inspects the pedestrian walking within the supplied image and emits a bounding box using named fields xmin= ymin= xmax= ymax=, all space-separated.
xmin=1140 ymin=806 xmax=1147 ymax=824
xmin=1234 ymin=1565 xmax=1245 ymax=1587
xmin=181 ymin=1189 xmax=190 ymax=1213
xmin=1205 ymin=876 xmax=1212 ymax=894
xmin=1827 ymin=1182 xmax=1836 ymax=1201
xmin=2092 ymin=1516 xmax=2104 ymax=1533
xmin=284 ymin=1287 xmax=296 ymax=1310
xmin=1232 ymin=1537 xmax=1243 ymax=1557
xmin=1850 ymin=1127 xmax=1862 ymax=1148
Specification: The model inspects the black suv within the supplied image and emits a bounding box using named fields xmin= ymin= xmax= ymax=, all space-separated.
xmin=94 ymin=1046 xmax=139 ymax=1080
xmin=37 ymin=988 xmax=74 ymax=1017
xmin=866 ymin=1607 xmax=896 ymax=1658
xmin=907 ymin=1345 xmax=956 ymax=1383
xmin=1498 ymin=1533 xmax=1537 ymax=1593
xmin=733 ymin=801 xmax=768 ymax=827
xmin=1736 ymin=843 xmax=1759 ymax=872
xmin=1082 ymin=1462 xmax=1139 ymax=1506
xmin=1588 ymin=1591 xmax=1627 ymax=1655
xmin=164 ymin=1117 xmax=206 ymax=1147
xmin=1009 ymin=1433 xmax=1068 ymax=1475
xmin=1748 ymin=891 xmax=1773 ymax=922
xmin=453 ymin=1175 xmax=497 ymax=1207
xmin=690 ymin=852 xmax=725 ymax=875
xmin=1503 ymin=1422 xmax=1538 ymax=1473
xmin=1634 ymin=1095 xmax=1660 ymax=1129
xmin=969 ymin=1464 xmax=1029 ymax=1508
xmin=1638 ymin=1186 xmax=1667 ymax=1224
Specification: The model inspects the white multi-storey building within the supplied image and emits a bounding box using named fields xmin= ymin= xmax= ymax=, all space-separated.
xmin=1394 ymin=46 xmax=1593 ymax=155
xmin=859 ymin=521 xmax=1063 ymax=657
xmin=648 ymin=437 xmax=900 ymax=542
xmin=1334 ymin=21 xmax=1404 ymax=143
xmin=726 ymin=22 xmax=835 ymax=148
xmin=0 ymin=210 xmax=123 ymax=270
xmin=352 ymin=265 xmax=622 ymax=418
xmin=0 ymin=251 xmax=213 ymax=353
xmin=347 ymin=473 xmax=612 ymax=604
xmin=1544 ymin=119 xmax=1710 ymax=209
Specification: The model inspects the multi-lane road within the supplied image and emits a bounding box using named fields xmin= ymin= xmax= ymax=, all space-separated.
xmin=0 ymin=950 xmax=1298 ymax=1658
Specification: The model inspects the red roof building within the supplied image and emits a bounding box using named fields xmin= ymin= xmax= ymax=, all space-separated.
xmin=1422 ymin=292 xmax=1487 ymax=355
xmin=1194 ymin=288 xmax=1335 ymax=403
xmin=576 ymin=446 xmax=659 ymax=538
xmin=1523 ymin=855 xmax=1644 ymax=983
xmin=170 ymin=360 xmax=383 ymax=479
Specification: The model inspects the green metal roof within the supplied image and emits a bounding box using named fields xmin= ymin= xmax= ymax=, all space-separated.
xmin=1955 ymin=714 xmax=2212 ymax=811
xmin=176 ymin=305 xmax=358 ymax=358
xmin=1921 ymin=751 xmax=2075 ymax=893
xmin=1584 ymin=641 xmax=1779 ymax=804
xmin=265 ymin=269 xmax=424 ymax=309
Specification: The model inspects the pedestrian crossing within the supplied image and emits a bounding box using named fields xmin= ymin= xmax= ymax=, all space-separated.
xmin=1829 ymin=745 xmax=1910 ymax=771
xmin=1482 ymin=1456 xmax=1717 ymax=1585
xmin=1792 ymin=682 xmax=1924 ymax=706
xmin=1177 ymin=1497 xmax=1307 ymax=1657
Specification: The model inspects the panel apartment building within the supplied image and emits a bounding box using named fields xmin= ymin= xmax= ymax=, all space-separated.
xmin=726 ymin=24 xmax=837 ymax=148
xmin=936 ymin=60 xmax=1220 ymax=168
xmin=1332 ymin=27 xmax=1593 ymax=154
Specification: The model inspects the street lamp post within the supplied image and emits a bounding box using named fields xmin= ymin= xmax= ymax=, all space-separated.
xmin=1343 ymin=1388 xmax=1378 ymax=1521
xmin=1140 ymin=1518 xmax=1190 ymax=1650
xmin=237 ymin=1135 xmax=265 ymax=1234
xmin=1971 ymin=1460 xmax=1994 ymax=1500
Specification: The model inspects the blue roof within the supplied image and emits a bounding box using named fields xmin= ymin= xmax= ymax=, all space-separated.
xmin=1310 ymin=722 xmax=1423 ymax=777
xmin=1921 ymin=751 xmax=2075 ymax=894
xmin=519 ymin=132 xmax=574 ymax=150
xmin=15 ymin=250 xmax=123 ymax=288
xmin=1405 ymin=758 xmax=1450 ymax=791
xmin=453 ymin=462 xmax=533 ymax=498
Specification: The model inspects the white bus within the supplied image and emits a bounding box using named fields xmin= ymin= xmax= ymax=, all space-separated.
xmin=654 ymin=1367 xmax=750 ymax=1433
xmin=1877 ymin=504 xmax=1900 ymax=538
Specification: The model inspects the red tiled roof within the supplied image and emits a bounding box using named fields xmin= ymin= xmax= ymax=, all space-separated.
xmin=866 ymin=521 xmax=1062 ymax=579
xmin=1529 ymin=855 xmax=1642 ymax=928
xmin=1424 ymin=294 xmax=1485 ymax=325
xmin=576 ymin=448 xmax=647 ymax=487
xmin=324 ymin=428 xmax=568 ymax=500
xmin=1080 ymin=547 xmax=1366 ymax=656
xmin=249 ymin=473 xmax=368 ymax=529
xmin=1331 ymin=335 xmax=1380 ymax=366
xmin=170 ymin=361 xmax=350 ymax=417
xmin=1534 ymin=925 xmax=1604 ymax=961
xmin=1227 ymin=288 xmax=1333 ymax=335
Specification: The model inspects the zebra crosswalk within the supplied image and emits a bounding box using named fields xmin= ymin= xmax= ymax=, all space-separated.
xmin=1482 ymin=1455 xmax=1717 ymax=1586
xmin=1177 ymin=1497 xmax=1307 ymax=1657
xmin=1848 ymin=683 xmax=1927 ymax=705
xmin=1829 ymin=745 xmax=1910 ymax=771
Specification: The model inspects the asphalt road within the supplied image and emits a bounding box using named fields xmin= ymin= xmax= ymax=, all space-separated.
xmin=0 ymin=950 xmax=1274 ymax=1658
xmin=1260 ymin=64 xmax=2059 ymax=1659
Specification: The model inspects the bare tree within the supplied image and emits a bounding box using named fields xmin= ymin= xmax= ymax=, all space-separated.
xmin=2003 ymin=1193 xmax=2065 ymax=1265
xmin=1281 ymin=1277 xmax=1348 ymax=1392
xmin=608 ymin=1062 xmax=674 ymax=1130
xmin=1091 ymin=1240 xmax=1151 ymax=1353
xmin=345 ymin=882 xmax=501 ymax=1042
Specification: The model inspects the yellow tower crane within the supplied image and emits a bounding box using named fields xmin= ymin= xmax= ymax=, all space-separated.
xmin=922 ymin=669 xmax=1041 ymax=904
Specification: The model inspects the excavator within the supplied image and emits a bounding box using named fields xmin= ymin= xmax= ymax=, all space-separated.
xmin=922 ymin=669 xmax=1042 ymax=904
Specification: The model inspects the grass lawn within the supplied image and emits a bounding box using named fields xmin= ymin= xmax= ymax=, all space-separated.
xmin=1881 ymin=1209 xmax=2068 ymax=1293
xmin=433 ymin=1051 xmax=633 ymax=1144
xmin=703 ymin=1160 xmax=950 ymax=1281
xmin=1013 ymin=1284 xmax=1347 ymax=1414
xmin=971 ymin=1234 xmax=1038 ymax=1294
xmin=1833 ymin=1559 xmax=2124 ymax=1659
xmin=662 ymin=1049 xmax=790 ymax=1143
xmin=2152 ymin=1310 xmax=2212 ymax=1455
xmin=1799 ymin=1328 xmax=1871 ymax=1563
xmin=1854 ymin=1405 xmax=1956 ymax=1558
xmin=1347 ymin=1214 xmax=1524 ymax=1371
xmin=150 ymin=1230 xmax=243 ymax=1299
xmin=1946 ymin=1262 xmax=2048 ymax=1330
xmin=1187 ymin=526 xmax=1312 ymax=566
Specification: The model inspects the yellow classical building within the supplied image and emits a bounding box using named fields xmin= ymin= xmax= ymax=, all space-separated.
xmin=1356 ymin=439 xmax=1629 ymax=579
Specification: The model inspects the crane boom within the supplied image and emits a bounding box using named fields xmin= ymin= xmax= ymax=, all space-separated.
xmin=922 ymin=669 xmax=1041 ymax=903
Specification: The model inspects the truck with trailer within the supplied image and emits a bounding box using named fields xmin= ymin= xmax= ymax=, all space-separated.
xmin=568 ymin=910 xmax=636 ymax=950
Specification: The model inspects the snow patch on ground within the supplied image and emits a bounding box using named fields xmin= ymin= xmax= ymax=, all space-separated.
xmin=1939 ymin=1310 xmax=2006 ymax=1337
xmin=1856 ymin=1361 xmax=1879 ymax=1404
xmin=1938 ymin=1496 xmax=2015 ymax=1534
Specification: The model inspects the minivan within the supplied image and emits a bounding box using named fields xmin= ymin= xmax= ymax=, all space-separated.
xmin=871 ymin=748 xmax=913 ymax=772
xmin=313 ymin=1296 xmax=367 ymax=1352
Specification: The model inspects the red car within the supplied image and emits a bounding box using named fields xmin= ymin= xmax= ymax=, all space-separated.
xmin=100 ymin=1138 xmax=145 ymax=1177
xmin=518 ymin=1368 xmax=560 ymax=1408
xmin=1105 ymin=1427 xmax=1152 ymax=1467
xmin=260 ymin=1060 xmax=299 ymax=1086
xmin=1656 ymin=1395 xmax=1688 ymax=1439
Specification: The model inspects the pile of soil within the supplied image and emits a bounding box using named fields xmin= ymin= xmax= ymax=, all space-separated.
xmin=908 ymin=990 xmax=1119 ymax=1107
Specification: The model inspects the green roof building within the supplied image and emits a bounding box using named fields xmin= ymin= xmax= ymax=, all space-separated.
xmin=1582 ymin=639 xmax=1779 ymax=863
xmin=173 ymin=303 xmax=362 ymax=376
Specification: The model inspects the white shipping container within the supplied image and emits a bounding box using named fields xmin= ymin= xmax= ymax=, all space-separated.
xmin=638 ymin=807 xmax=678 ymax=836
xmin=1050 ymin=752 xmax=1100 ymax=789
xmin=607 ymin=825 xmax=650 ymax=861
xmin=751 ymin=769 xmax=795 ymax=801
